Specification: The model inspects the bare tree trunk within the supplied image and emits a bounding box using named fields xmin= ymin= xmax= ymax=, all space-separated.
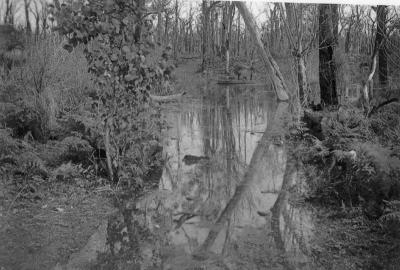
xmin=187 ymin=5 xmax=193 ymax=53
xmin=361 ymin=52 xmax=376 ymax=108
xmin=134 ymin=0 xmax=145 ymax=42
xmin=377 ymin=5 xmax=388 ymax=89
xmin=244 ymin=27 xmax=248 ymax=58
xmin=189 ymin=20 xmax=193 ymax=54
xmin=297 ymin=55 xmax=308 ymax=104
xmin=235 ymin=2 xmax=289 ymax=101
xmin=24 ymin=0 xmax=32 ymax=34
xmin=331 ymin=4 xmax=339 ymax=45
xmin=34 ymin=0 xmax=46 ymax=37
xmin=225 ymin=4 xmax=235 ymax=73
xmin=216 ymin=11 xmax=220 ymax=57
xmin=201 ymin=0 xmax=209 ymax=71
xmin=4 ymin=0 xmax=14 ymax=25
xmin=344 ymin=25 xmax=352 ymax=53
xmin=236 ymin=13 xmax=240 ymax=57
xmin=319 ymin=4 xmax=338 ymax=105
xmin=361 ymin=5 xmax=391 ymax=109
xmin=32 ymin=0 xmax=40 ymax=37
xmin=157 ymin=11 xmax=163 ymax=44
xmin=221 ymin=4 xmax=227 ymax=57
xmin=164 ymin=12 xmax=170 ymax=44
xmin=173 ymin=0 xmax=179 ymax=59
xmin=105 ymin=119 xmax=114 ymax=183
xmin=270 ymin=5 xmax=277 ymax=50
xmin=281 ymin=3 xmax=309 ymax=105
xmin=35 ymin=15 xmax=40 ymax=37
xmin=210 ymin=11 xmax=215 ymax=57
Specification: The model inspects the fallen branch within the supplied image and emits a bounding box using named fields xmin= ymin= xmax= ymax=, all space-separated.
xmin=150 ymin=92 xmax=186 ymax=102
xmin=368 ymin=98 xmax=399 ymax=117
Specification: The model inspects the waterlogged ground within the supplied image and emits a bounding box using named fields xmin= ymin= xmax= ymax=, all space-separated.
xmin=90 ymin=81 xmax=320 ymax=270
xmin=146 ymin=85 xmax=317 ymax=269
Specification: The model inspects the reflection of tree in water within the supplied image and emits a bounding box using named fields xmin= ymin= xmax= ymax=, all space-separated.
xmin=183 ymin=101 xmax=314 ymax=270
xmin=270 ymin=153 xmax=314 ymax=269
xmin=195 ymin=86 xmax=273 ymax=223
xmin=193 ymin=102 xmax=286 ymax=255
xmin=130 ymin=88 xmax=316 ymax=269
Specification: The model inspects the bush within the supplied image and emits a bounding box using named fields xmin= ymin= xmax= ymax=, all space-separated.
xmin=297 ymin=106 xmax=400 ymax=218
xmin=54 ymin=0 xmax=166 ymax=190
xmin=0 ymin=34 xmax=93 ymax=142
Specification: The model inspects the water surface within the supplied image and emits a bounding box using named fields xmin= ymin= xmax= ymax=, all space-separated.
xmin=137 ymin=84 xmax=317 ymax=269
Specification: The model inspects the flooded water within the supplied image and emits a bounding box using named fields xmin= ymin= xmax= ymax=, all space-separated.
xmin=134 ymin=84 xmax=317 ymax=270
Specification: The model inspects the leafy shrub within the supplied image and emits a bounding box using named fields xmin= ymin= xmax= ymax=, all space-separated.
xmin=54 ymin=0 xmax=166 ymax=190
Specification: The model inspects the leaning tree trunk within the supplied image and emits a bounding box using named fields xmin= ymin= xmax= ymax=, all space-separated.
xmin=318 ymin=4 xmax=338 ymax=105
xmin=377 ymin=5 xmax=388 ymax=89
xmin=235 ymin=1 xmax=289 ymax=101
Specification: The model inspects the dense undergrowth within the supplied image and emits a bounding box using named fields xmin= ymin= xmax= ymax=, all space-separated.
xmin=292 ymin=102 xmax=400 ymax=236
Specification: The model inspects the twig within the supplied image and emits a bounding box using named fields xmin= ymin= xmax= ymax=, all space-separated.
xmin=6 ymin=185 xmax=28 ymax=215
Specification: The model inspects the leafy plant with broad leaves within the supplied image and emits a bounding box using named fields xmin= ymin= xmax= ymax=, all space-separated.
xmin=53 ymin=0 xmax=165 ymax=189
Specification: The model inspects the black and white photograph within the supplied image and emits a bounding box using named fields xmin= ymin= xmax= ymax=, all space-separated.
xmin=0 ymin=0 xmax=399 ymax=269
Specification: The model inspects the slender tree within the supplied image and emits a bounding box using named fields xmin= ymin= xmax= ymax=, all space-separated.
xmin=4 ymin=0 xmax=14 ymax=25
xmin=319 ymin=4 xmax=338 ymax=105
xmin=376 ymin=5 xmax=388 ymax=89
xmin=280 ymin=3 xmax=316 ymax=105
xmin=173 ymin=0 xmax=179 ymax=59
xmin=201 ymin=0 xmax=209 ymax=70
xmin=224 ymin=3 xmax=235 ymax=73
xmin=24 ymin=0 xmax=32 ymax=34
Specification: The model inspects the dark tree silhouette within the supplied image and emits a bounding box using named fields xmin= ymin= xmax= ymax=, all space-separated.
xmin=319 ymin=4 xmax=338 ymax=105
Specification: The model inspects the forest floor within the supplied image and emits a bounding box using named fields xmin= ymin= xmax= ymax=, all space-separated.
xmin=0 ymin=57 xmax=399 ymax=270
xmin=0 ymin=140 xmax=115 ymax=270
